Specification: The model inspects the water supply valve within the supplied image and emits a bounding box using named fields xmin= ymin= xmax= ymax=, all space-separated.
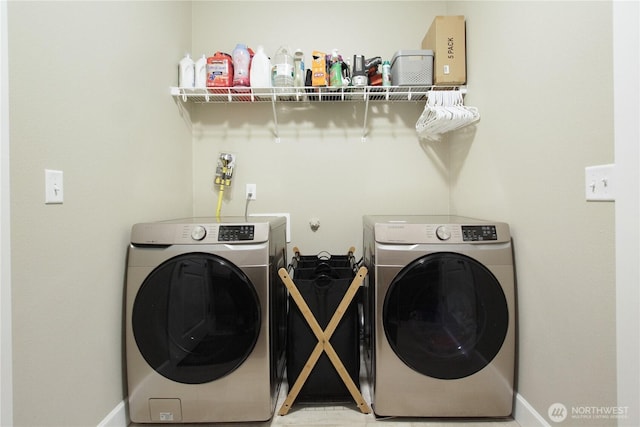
xmin=214 ymin=153 xmax=236 ymax=188
xmin=214 ymin=153 xmax=236 ymax=218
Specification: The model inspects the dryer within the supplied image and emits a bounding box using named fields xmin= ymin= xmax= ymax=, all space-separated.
xmin=363 ymin=215 xmax=515 ymax=418
xmin=125 ymin=216 xmax=287 ymax=423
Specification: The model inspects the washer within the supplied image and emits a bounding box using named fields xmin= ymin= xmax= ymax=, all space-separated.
xmin=126 ymin=216 xmax=287 ymax=423
xmin=363 ymin=215 xmax=515 ymax=418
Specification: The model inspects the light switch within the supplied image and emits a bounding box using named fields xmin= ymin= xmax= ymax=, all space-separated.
xmin=45 ymin=169 xmax=64 ymax=204
xmin=585 ymin=164 xmax=615 ymax=202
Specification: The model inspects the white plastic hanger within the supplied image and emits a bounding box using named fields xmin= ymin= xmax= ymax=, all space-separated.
xmin=416 ymin=90 xmax=480 ymax=140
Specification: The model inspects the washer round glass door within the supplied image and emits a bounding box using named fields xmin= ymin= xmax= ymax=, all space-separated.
xmin=132 ymin=252 xmax=261 ymax=384
xmin=383 ymin=252 xmax=508 ymax=380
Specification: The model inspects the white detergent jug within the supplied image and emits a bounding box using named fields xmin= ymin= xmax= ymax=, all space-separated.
xmin=194 ymin=54 xmax=207 ymax=88
xmin=250 ymin=45 xmax=272 ymax=88
xmin=178 ymin=53 xmax=194 ymax=88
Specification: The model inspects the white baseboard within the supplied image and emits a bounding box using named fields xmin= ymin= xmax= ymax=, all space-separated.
xmin=97 ymin=400 xmax=128 ymax=427
xmin=514 ymin=393 xmax=550 ymax=427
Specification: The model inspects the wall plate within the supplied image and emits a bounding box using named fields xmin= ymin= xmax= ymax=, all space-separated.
xmin=45 ymin=169 xmax=64 ymax=204
xmin=585 ymin=164 xmax=615 ymax=202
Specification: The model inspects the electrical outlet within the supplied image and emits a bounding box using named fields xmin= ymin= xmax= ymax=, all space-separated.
xmin=585 ymin=164 xmax=615 ymax=202
xmin=45 ymin=169 xmax=64 ymax=204
xmin=246 ymin=184 xmax=257 ymax=200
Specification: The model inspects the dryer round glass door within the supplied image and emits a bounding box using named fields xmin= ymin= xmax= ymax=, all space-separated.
xmin=132 ymin=252 xmax=261 ymax=384
xmin=382 ymin=252 xmax=508 ymax=380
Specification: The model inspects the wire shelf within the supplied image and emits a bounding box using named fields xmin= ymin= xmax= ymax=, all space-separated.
xmin=170 ymin=85 xmax=465 ymax=104
xmin=170 ymin=85 xmax=466 ymax=143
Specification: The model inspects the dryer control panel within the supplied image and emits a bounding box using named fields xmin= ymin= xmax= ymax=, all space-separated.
xmin=461 ymin=225 xmax=498 ymax=241
xmin=365 ymin=215 xmax=510 ymax=245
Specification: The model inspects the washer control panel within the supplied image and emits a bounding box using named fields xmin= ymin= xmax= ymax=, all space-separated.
xmin=218 ymin=225 xmax=255 ymax=241
xmin=130 ymin=220 xmax=271 ymax=245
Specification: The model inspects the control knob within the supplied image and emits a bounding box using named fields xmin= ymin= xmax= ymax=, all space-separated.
xmin=191 ymin=225 xmax=207 ymax=241
xmin=436 ymin=225 xmax=451 ymax=241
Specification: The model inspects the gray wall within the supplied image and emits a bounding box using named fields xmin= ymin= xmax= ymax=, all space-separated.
xmin=448 ymin=2 xmax=616 ymax=425
xmin=8 ymin=2 xmax=193 ymax=425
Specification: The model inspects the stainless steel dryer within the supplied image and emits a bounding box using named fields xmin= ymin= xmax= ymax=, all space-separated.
xmin=363 ymin=215 xmax=515 ymax=418
xmin=125 ymin=217 xmax=287 ymax=423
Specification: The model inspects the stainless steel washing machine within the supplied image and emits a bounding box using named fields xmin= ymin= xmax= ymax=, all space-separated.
xmin=363 ymin=215 xmax=515 ymax=418
xmin=125 ymin=216 xmax=287 ymax=423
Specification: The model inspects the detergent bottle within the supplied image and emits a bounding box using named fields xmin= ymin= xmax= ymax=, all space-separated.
xmin=194 ymin=54 xmax=207 ymax=88
xmin=178 ymin=53 xmax=194 ymax=87
xmin=232 ymin=43 xmax=251 ymax=87
xmin=250 ymin=45 xmax=271 ymax=88
xmin=207 ymin=52 xmax=233 ymax=87
xmin=329 ymin=49 xmax=343 ymax=87
xmin=382 ymin=60 xmax=391 ymax=87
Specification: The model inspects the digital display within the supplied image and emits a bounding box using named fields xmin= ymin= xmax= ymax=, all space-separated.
xmin=218 ymin=225 xmax=255 ymax=241
xmin=462 ymin=225 xmax=498 ymax=241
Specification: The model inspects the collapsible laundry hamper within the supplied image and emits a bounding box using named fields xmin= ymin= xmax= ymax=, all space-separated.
xmin=292 ymin=249 xmax=364 ymax=338
xmin=279 ymin=247 xmax=370 ymax=415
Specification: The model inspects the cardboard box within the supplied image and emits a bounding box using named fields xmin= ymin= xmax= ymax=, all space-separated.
xmin=421 ymin=15 xmax=466 ymax=85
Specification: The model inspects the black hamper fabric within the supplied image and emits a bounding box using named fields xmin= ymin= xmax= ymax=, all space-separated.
xmin=294 ymin=253 xmax=354 ymax=269
xmin=286 ymin=263 xmax=360 ymax=403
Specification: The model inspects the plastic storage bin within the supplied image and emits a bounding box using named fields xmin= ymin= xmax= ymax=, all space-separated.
xmin=390 ymin=50 xmax=434 ymax=86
